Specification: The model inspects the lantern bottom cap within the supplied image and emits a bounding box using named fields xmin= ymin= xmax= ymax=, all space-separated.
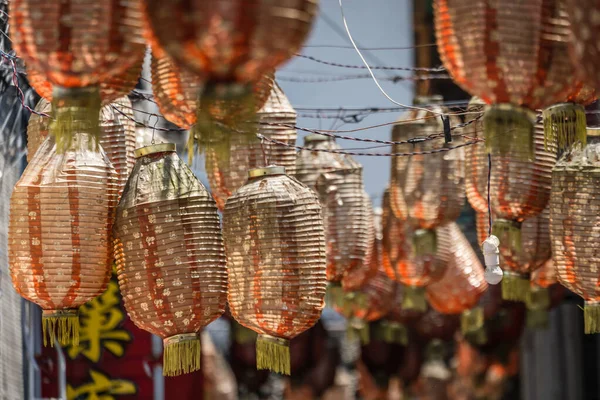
xmin=163 ymin=333 xmax=201 ymax=377
xmin=584 ymin=302 xmax=600 ymax=334
xmin=526 ymin=308 xmax=550 ymax=330
xmin=501 ymin=272 xmax=530 ymax=302
xmin=256 ymin=334 xmax=291 ymax=375
xmin=542 ymin=102 xmax=586 ymax=151
xmin=42 ymin=309 xmax=79 ymax=348
xmin=483 ymin=103 xmax=535 ymax=159
xmin=402 ymin=286 xmax=427 ymax=313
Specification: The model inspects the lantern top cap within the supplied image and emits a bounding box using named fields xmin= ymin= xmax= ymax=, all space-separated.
xmin=588 ymin=128 xmax=600 ymax=137
xmin=134 ymin=143 xmax=176 ymax=158
xmin=414 ymin=95 xmax=443 ymax=105
xmin=304 ymin=134 xmax=333 ymax=143
xmin=248 ymin=165 xmax=286 ymax=178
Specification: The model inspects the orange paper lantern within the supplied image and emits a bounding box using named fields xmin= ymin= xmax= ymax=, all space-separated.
xmin=113 ymin=143 xmax=227 ymax=376
xmin=9 ymin=133 xmax=119 ymax=347
xmin=435 ymin=0 xmax=578 ymax=154
xmin=223 ymin=166 xmax=327 ymax=376
xmin=550 ymin=129 xmax=600 ymax=333
xmin=11 ymin=0 xmax=145 ymax=151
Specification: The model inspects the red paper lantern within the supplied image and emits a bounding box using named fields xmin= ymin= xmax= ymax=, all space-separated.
xmin=12 ymin=0 xmax=145 ymax=151
xmin=435 ymin=0 xmax=578 ymax=154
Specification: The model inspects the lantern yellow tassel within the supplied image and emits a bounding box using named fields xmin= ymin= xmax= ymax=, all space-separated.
xmin=483 ymin=104 xmax=535 ymax=159
xmin=326 ymin=282 xmax=345 ymax=309
xmin=501 ymin=272 xmax=529 ymax=302
xmin=378 ymin=321 xmax=408 ymax=345
xmin=584 ymin=302 xmax=600 ymax=334
xmin=163 ymin=334 xmax=201 ymax=376
xmin=50 ymin=86 xmax=101 ymax=153
xmin=412 ymin=229 xmax=437 ymax=257
xmin=543 ymin=103 xmax=586 ymax=152
xmin=189 ymin=82 xmax=258 ymax=164
xmin=42 ymin=310 xmax=79 ymax=347
xmin=461 ymin=307 xmax=487 ymax=345
xmin=402 ymin=286 xmax=427 ymax=312
xmin=492 ymin=219 xmax=523 ymax=253
xmin=526 ymin=309 xmax=550 ymax=329
xmin=256 ymin=334 xmax=290 ymax=375
xmin=347 ymin=318 xmax=370 ymax=345
xmin=526 ymin=286 xmax=550 ymax=311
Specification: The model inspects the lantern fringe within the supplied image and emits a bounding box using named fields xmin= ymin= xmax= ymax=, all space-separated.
xmin=256 ymin=334 xmax=290 ymax=375
xmin=163 ymin=335 xmax=201 ymax=377
xmin=189 ymin=82 xmax=258 ymax=164
xmin=492 ymin=219 xmax=523 ymax=253
xmin=326 ymin=282 xmax=344 ymax=309
xmin=542 ymin=103 xmax=586 ymax=152
xmin=402 ymin=286 xmax=427 ymax=312
xmin=412 ymin=229 xmax=437 ymax=257
xmin=50 ymin=86 xmax=101 ymax=153
xmin=483 ymin=104 xmax=534 ymax=159
xmin=584 ymin=302 xmax=600 ymax=335
xmin=42 ymin=312 xmax=79 ymax=347
xmin=377 ymin=321 xmax=408 ymax=345
xmin=501 ymin=272 xmax=529 ymax=302
xmin=526 ymin=286 xmax=550 ymax=311
xmin=461 ymin=307 xmax=487 ymax=345
xmin=347 ymin=319 xmax=370 ymax=345
xmin=526 ymin=309 xmax=550 ymax=330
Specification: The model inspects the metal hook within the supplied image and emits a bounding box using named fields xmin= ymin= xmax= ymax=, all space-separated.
xmin=151 ymin=115 xmax=159 ymax=145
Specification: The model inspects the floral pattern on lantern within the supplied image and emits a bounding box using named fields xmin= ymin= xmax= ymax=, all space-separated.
xmin=9 ymin=133 xmax=119 ymax=347
xmin=113 ymin=143 xmax=227 ymax=376
xmin=223 ymin=166 xmax=327 ymax=376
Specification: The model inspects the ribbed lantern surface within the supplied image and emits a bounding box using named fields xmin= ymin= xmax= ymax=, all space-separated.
xmin=426 ymin=223 xmax=487 ymax=336
xmin=113 ymin=143 xmax=227 ymax=376
xmin=464 ymin=97 xmax=488 ymax=214
xmin=223 ymin=166 xmax=327 ymax=376
xmin=206 ymin=84 xmax=298 ymax=211
xmin=434 ymin=0 xmax=576 ymax=153
xmin=381 ymin=189 xmax=447 ymax=312
xmin=296 ymin=135 xmax=371 ymax=284
xmin=26 ymin=99 xmax=51 ymax=162
xmin=550 ymin=130 xmax=600 ymax=333
xmin=11 ymin=0 xmax=145 ymax=151
xmin=9 ymin=133 xmax=119 ymax=347
xmin=390 ymin=96 xmax=465 ymax=255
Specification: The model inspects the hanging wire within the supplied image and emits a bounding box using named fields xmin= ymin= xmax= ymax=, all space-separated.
xmin=295 ymin=53 xmax=446 ymax=72
xmin=487 ymin=153 xmax=493 ymax=236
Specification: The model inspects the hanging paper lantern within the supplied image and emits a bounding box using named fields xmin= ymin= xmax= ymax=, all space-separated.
xmin=390 ymin=95 xmax=465 ymax=255
xmin=9 ymin=133 xmax=120 ymax=347
xmin=223 ymin=166 xmax=327 ymax=375
xmin=526 ymin=259 xmax=566 ymax=329
xmin=426 ymin=223 xmax=488 ymax=336
xmin=377 ymin=284 xmax=424 ymax=346
xmin=542 ymin=82 xmax=597 ymax=151
xmin=27 ymin=97 xmax=137 ymax=198
xmin=381 ymin=189 xmax=447 ymax=312
xmin=26 ymin=54 xmax=145 ymax=105
xmin=498 ymin=208 xmax=551 ymax=302
xmin=113 ymin=143 xmax=227 ymax=376
xmin=143 ymin=0 xmax=318 ymax=158
xmin=206 ymin=84 xmax=298 ymax=211
xmin=434 ymin=0 xmax=578 ymax=154
xmin=464 ymin=97 xmax=489 ymax=215
xmin=565 ymin=1 xmax=600 ymax=93
xmin=296 ymin=135 xmax=371 ymax=284
xmin=11 ymin=0 xmax=145 ymax=151
xmin=334 ymin=265 xmax=396 ymax=345
xmin=469 ymin=117 xmax=556 ymax=299
xmin=550 ymin=128 xmax=600 ymax=334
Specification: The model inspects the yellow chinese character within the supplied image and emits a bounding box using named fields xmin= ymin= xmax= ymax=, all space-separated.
xmin=67 ymin=280 xmax=132 ymax=362
xmin=67 ymin=369 xmax=136 ymax=400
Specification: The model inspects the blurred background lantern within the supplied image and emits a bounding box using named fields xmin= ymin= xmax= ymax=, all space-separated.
xmin=25 ymin=54 xmax=144 ymax=105
xmin=223 ymin=166 xmax=326 ymax=375
xmin=143 ymin=0 xmax=318 ymax=159
xmin=390 ymin=95 xmax=465 ymax=256
xmin=425 ymin=223 xmax=487 ymax=337
xmin=9 ymin=132 xmax=119 ymax=347
xmin=526 ymin=259 xmax=566 ymax=329
xmin=334 ymin=266 xmax=396 ymax=345
xmin=381 ymin=189 xmax=447 ymax=312
xmin=27 ymin=97 xmax=137 ymax=199
xmin=566 ymin=0 xmax=600 ymax=92
xmin=11 ymin=0 xmax=145 ymax=151
xmin=550 ymin=128 xmax=600 ymax=334
xmin=434 ymin=0 xmax=577 ymax=155
xmin=476 ymin=119 xmax=556 ymax=300
xmin=206 ymin=84 xmax=298 ymax=210
xmin=379 ymin=284 xmax=425 ymax=346
xmin=296 ymin=135 xmax=371 ymax=288
xmin=113 ymin=143 xmax=227 ymax=376
xmin=498 ymin=208 xmax=552 ymax=302
xmin=413 ymin=307 xmax=459 ymax=345
xmin=341 ymin=202 xmax=378 ymax=292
